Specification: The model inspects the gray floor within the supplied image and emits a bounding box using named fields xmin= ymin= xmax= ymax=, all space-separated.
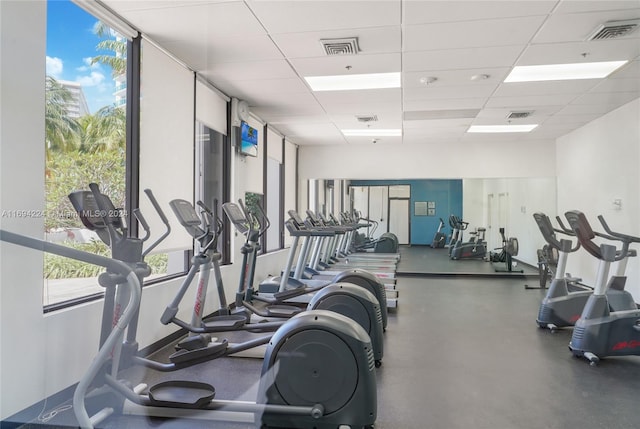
xmin=7 ymin=248 xmax=640 ymax=429
xmin=397 ymin=245 xmax=539 ymax=277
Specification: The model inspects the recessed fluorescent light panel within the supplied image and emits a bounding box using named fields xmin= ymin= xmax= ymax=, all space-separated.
xmin=467 ymin=125 xmax=538 ymax=133
xmin=504 ymin=61 xmax=628 ymax=82
xmin=342 ymin=129 xmax=402 ymax=137
xmin=305 ymin=72 xmax=401 ymax=91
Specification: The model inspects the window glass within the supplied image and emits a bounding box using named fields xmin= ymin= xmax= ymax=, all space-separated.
xmin=244 ymin=192 xmax=266 ymax=253
xmin=44 ymin=0 xmax=135 ymax=307
xmin=196 ymin=122 xmax=229 ymax=256
xmin=266 ymin=157 xmax=282 ymax=251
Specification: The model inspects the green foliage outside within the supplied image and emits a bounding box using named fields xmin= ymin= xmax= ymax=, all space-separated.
xmin=44 ymin=240 xmax=167 ymax=279
xmin=244 ymin=192 xmax=264 ymax=229
xmin=45 ymin=150 xmax=126 ymax=231
xmin=41 ymin=23 xmax=164 ymax=281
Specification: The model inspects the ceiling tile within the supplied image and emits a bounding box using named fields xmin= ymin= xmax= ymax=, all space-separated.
xmin=403 ymin=98 xmax=488 ymax=111
xmin=203 ymin=35 xmax=284 ymax=64
xmin=403 ymin=0 xmax=556 ymax=25
xmin=247 ymin=0 xmax=400 ymax=34
xmin=313 ymin=88 xmax=401 ymax=105
xmin=556 ymin=103 xmax=626 ymax=116
xmin=570 ymin=91 xmax=639 ymax=106
xmin=113 ymin=1 xmax=265 ymax=42
xmin=555 ymin=1 xmax=640 ymax=14
xmin=404 ymin=16 xmax=546 ymax=52
xmin=517 ymin=39 xmax=640 ymax=66
xmin=493 ymin=80 xmax=601 ymax=97
xmin=404 ymin=84 xmax=498 ymax=101
xmin=589 ymin=77 xmax=640 ymax=93
xmin=403 ymin=118 xmax=474 ymax=129
xmin=403 ymin=46 xmax=525 ymax=72
xmin=485 ymin=93 xmax=579 ymax=108
xmin=203 ymin=59 xmax=297 ymax=81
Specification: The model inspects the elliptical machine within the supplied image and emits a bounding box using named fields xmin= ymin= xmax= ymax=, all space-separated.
xmin=565 ymin=211 xmax=640 ymax=366
xmin=68 ymin=184 xmax=378 ymax=428
xmin=223 ymin=200 xmax=385 ymax=365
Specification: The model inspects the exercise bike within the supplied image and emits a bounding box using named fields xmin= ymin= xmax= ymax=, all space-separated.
xmin=449 ymin=216 xmax=487 ymax=260
xmin=531 ymin=212 xmax=636 ymax=332
xmin=67 ymin=184 xmax=378 ymax=428
xmin=431 ymin=217 xmax=447 ymax=248
xmin=565 ymin=210 xmax=640 ymax=366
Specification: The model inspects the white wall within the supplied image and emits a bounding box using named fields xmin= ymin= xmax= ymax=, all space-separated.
xmin=480 ymin=177 xmax=557 ymax=266
xmin=462 ymin=179 xmax=485 ymax=235
xmin=557 ymin=98 xmax=640 ymax=300
xmin=1 ymin=0 xmax=48 ymax=418
xmin=298 ymin=140 xmax=557 ymax=180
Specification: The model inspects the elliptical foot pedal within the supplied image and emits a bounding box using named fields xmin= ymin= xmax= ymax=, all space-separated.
xmin=203 ymin=315 xmax=247 ymax=330
xmin=273 ymin=288 xmax=309 ymax=300
xmin=266 ymin=304 xmax=302 ymax=318
xmin=148 ymin=380 xmax=215 ymax=409
xmin=169 ymin=339 xmax=229 ymax=364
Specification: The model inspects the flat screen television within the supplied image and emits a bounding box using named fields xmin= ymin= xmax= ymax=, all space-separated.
xmin=240 ymin=121 xmax=258 ymax=157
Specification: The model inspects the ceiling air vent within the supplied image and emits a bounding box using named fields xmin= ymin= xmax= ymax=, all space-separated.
xmin=356 ymin=114 xmax=378 ymax=123
xmin=587 ymin=19 xmax=640 ymax=40
xmin=507 ymin=111 xmax=533 ymax=119
xmin=320 ymin=37 xmax=360 ymax=56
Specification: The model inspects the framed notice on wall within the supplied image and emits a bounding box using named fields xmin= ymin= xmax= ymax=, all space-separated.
xmin=415 ymin=201 xmax=436 ymax=216
xmin=415 ymin=201 xmax=428 ymax=216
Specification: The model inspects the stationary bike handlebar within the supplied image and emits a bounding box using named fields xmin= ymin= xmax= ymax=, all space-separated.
xmin=597 ymin=214 xmax=640 ymax=244
xmin=532 ymin=212 xmax=581 ymax=253
xmin=564 ymin=210 xmax=629 ymax=262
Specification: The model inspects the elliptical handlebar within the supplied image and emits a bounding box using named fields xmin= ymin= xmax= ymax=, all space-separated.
xmin=142 ymin=189 xmax=171 ymax=257
xmin=133 ymin=209 xmax=150 ymax=242
xmin=247 ymin=198 xmax=270 ymax=236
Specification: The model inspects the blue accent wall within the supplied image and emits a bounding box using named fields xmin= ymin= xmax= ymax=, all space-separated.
xmin=350 ymin=179 xmax=463 ymax=245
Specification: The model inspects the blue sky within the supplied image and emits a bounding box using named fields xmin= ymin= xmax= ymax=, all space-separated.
xmin=46 ymin=0 xmax=119 ymax=113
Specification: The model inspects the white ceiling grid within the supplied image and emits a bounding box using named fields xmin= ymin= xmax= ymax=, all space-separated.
xmin=103 ymin=0 xmax=640 ymax=146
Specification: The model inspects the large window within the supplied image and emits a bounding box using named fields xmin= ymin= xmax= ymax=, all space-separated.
xmin=196 ymin=122 xmax=230 ymax=259
xmin=265 ymin=127 xmax=284 ymax=252
xmin=43 ymin=0 xmax=136 ymax=307
xmin=43 ymin=1 xmax=193 ymax=310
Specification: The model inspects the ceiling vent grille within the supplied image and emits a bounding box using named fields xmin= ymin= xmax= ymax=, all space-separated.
xmin=320 ymin=37 xmax=360 ymax=56
xmin=356 ymin=114 xmax=378 ymax=123
xmin=507 ymin=111 xmax=533 ymax=119
xmin=587 ymin=19 xmax=640 ymax=40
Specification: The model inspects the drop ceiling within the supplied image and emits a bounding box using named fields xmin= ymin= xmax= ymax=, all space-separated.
xmin=103 ymin=0 xmax=640 ymax=146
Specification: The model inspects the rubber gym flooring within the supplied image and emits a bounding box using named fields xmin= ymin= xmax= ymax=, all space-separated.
xmin=6 ymin=246 xmax=640 ymax=429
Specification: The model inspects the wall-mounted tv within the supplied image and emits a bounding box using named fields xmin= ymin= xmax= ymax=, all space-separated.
xmin=240 ymin=121 xmax=258 ymax=157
